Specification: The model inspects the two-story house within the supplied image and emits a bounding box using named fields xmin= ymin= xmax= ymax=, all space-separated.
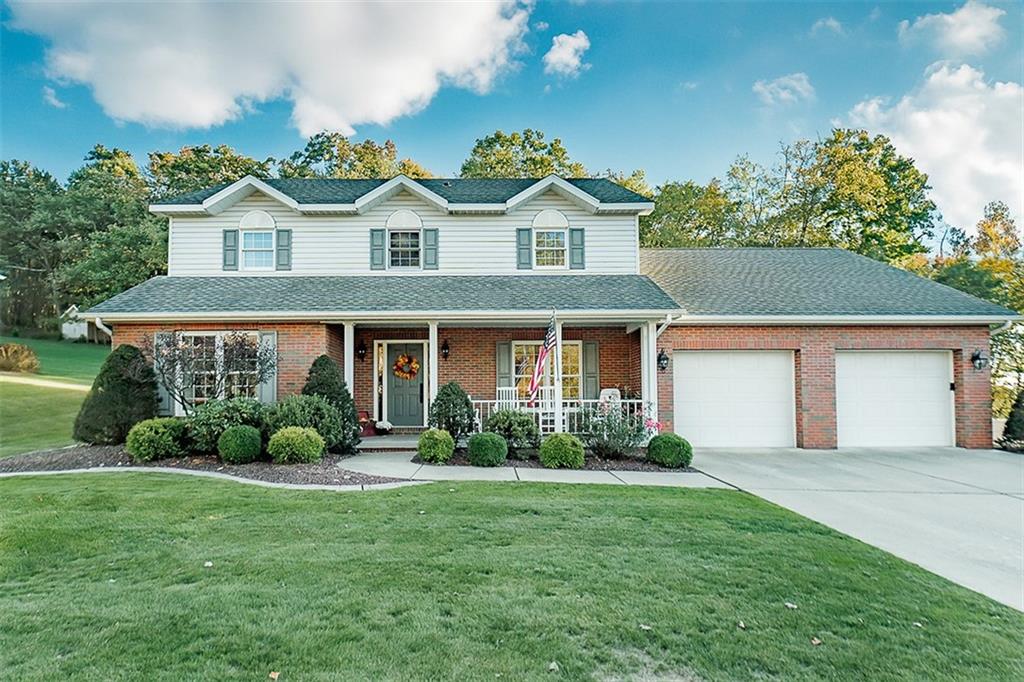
xmin=85 ymin=174 xmax=1017 ymax=449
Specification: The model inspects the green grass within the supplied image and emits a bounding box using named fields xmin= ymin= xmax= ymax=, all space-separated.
xmin=0 ymin=382 xmax=84 ymax=457
xmin=1 ymin=477 xmax=1020 ymax=680
xmin=0 ymin=336 xmax=108 ymax=384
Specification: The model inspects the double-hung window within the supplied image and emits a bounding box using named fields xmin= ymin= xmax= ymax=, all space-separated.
xmin=533 ymin=229 xmax=567 ymax=268
xmin=181 ymin=331 xmax=261 ymax=408
xmin=242 ymin=231 xmax=275 ymax=270
xmin=389 ymin=231 xmax=421 ymax=268
xmin=511 ymin=341 xmax=582 ymax=400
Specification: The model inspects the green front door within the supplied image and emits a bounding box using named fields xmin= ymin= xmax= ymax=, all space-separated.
xmin=387 ymin=343 xmax=425 ymax=426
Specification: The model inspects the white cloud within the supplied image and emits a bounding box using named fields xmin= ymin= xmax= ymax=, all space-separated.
xmin=8 ymin=1 xmax=530 ymax=136
xmin=752 ymin=73 xmax=815 ymax=106
xmin=811 ymin=17 xmax=844 ymax=36
xmin=41 ymin=85 xmax=67 ymax=109
xmin=898 ymin=1 xmax=1006 ymax=56
xmin=848 ymin=62 xmax=1023 ymax=230
xmin=542 ymin=30 xmax=591 ymax=78
xmin=533 ymin=21 xmax=549 ymax=31
xmin=679 ymin=81 xmax=699 ymax=91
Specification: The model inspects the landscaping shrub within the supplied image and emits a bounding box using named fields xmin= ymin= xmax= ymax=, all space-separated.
xmin=218 ymin=425 xmax=263 ymax=464
xmin=578 ymin=404 xmax=648 ymax=458
xmin=302 ymin=354 xmax=360 ymax=451
xmin=646 ymin=433 xmax=693 ymax=468
xmin=73 ymin=344 xmax=158 ymax=445
xmin=188 ymin=398 xmax=268 ymax=453
xmin=0 ymin=343 xmax=39 ymax=373
xmin=125 ymin=418 xmax=186 ymax=462
xmin=1001 ymin=390 xmax=1024 ymax=449
xmin=266 ymin=394 xmax=344 ymax=451
xmin=467 ymin=432 xmax=508 ymax=467
xmin=539 ymin=433 xmax=585 ymax=469
xmin=427 ymin=382 xmax=475 ymax=442
xmin=483 ymin=409 xmax=540 ymax=454
xmin=418 ymin=428 xmax=455 ymax=464
xmin=267 ymin=426 xmax=325 ymax=464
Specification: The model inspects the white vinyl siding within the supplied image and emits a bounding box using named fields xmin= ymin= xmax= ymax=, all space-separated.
xmin=168 ymin=189 xmax=639 ymax=276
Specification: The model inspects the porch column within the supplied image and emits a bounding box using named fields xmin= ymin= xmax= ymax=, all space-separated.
xmin=640 ymin=323 xmax=650 ymax=413
xmin=343 ymin=322 xmax=355 ymax=392
xmin=428 ymin=321 xmax=439 ymax=403
xmin=553 ymin=319 xmax=564 ymax=432
xmin=645 ymin=320 xmax=659 ymax=422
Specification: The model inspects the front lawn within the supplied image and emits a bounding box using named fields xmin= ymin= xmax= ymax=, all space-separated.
xmin=0 ymin=336 xmax=108 ymax=384
xmin=0 ymin=382 xmax=84 ymax=457
xmin=1 ymin=476 xmax=1020 ymax=680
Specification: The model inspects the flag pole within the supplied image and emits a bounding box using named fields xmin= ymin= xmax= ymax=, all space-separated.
xmin=552 ymin=308 xmax=564 ymax=433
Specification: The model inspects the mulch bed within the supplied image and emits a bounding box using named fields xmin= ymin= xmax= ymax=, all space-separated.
xmin=413 ymin=451 xmax=695 ymax=473
xmin=0 ymin=445 xmax=403 ymax=487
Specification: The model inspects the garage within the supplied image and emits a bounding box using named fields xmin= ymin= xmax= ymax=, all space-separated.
xmin=835 ymin=351 xmax=954 ymax=447
xmin=673 ymin=351 xmax=795 ymax=447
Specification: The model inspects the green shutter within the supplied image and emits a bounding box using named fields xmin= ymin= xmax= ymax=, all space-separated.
xmin=516 ymin=228 xmax=532 ymax=270
xmin=257 ymin=331 xmax=277 ymax=404
xmin=496 ymin=342 xmax=512 ymax=389
xmin=569 ymin=228 xmax=585 ymax=270
xmin=223 ymin=229 xmax=239 ymax=271
xmin=154 ymin=332 xmax=173 ymax=415
xmin=583 ymin=341 xmax=599 ymax=399
xmin=370 ymin=229 xmax=386 ymax=270
xmin=275 ymin=229 xmax=292 ymax=270
xmin=423 ymin=228 xmax=439 ymax=270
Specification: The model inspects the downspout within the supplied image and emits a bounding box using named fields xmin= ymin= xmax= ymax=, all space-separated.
xmin=991 ymin=319 xmax=1016 ymax=336
xmin=656 ymin=313 xmax=679 ymax=337
xmin=94 ymin=316 xmax=113 ymax=338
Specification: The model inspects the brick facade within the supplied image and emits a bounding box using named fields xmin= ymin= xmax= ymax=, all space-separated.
xmin=656 ymin=325 xmax=993 ymax=449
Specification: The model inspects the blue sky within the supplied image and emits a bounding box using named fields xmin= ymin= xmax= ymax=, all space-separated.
xmin=1 ymin=1 xmax=1021 ymax=230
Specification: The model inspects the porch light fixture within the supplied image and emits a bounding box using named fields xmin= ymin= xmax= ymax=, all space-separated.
xmin=356 ymin=339 xmax=368 ymax=362
xmin=441 ymin=339 xmax=451 ymax=360
xmin=657 ymin=349 xmax=669 ymax=372
xmin=971 ymin=350 xmax=989 ymax=370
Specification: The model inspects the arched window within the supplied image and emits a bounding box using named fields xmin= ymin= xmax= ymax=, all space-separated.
xmin=239 ymin=210 xmax=276 ymax=270
xmin=531 ymin=209 xmax=569 ymax=268
xmin=385 ymin=210 xmax=423 ymax=268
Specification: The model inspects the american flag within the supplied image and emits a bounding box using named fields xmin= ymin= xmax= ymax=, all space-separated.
xmin=528 ymin=310 xmax=558 ymax=405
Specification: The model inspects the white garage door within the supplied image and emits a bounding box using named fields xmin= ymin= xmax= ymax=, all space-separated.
xmin=673 ymin=351 xmax=795 ymax=447
xmin=835 ymin=351 xmax=954 ymax=447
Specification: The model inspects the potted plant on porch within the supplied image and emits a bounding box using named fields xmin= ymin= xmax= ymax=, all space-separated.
xmin=373 ymin=419 xmax=394 ymax=436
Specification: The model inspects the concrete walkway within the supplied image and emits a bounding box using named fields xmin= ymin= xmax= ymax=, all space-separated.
xmin=0 ymin=373 xmax=90 ymax=391
xmin=340 ymin=451 xmax=730 ymax=488
xmin=695 ymin=447 xmax=1024 ymax=611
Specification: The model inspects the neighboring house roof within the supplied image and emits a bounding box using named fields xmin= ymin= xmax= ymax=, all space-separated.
xmin=84 ymin=275 xmax=678 ymax=320
xmin=641 ymin=248 xmax=1018 ymax=319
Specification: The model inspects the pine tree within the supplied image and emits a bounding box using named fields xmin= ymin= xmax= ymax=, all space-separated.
xmin=1002 ymin=390 xmax=1024 ymax=448
xmin=301 ymin=354 xmax=360 ymax=452
xmin=73 ymin=344 xmax=159 ymax=444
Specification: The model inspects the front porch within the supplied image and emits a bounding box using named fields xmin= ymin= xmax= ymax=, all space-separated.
xmin=326 ymin=316 xmax=665 ymax=436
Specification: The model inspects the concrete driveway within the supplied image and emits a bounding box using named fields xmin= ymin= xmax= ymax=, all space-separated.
xmin=694 ymin=447 xmax=1024 ymax=611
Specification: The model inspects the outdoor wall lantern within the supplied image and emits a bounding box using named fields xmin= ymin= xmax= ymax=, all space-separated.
xmin=657 ymin=349 xmax=670 ymax=371
xmin=356 ymin=339 xmax=368 ymax=362
xmin=971 ymin=350 xmax=990 ymax=370
xmin=441 ymin=339 xmax=451 ymax=360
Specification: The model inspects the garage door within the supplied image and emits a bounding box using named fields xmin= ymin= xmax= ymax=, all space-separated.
xmin=673 ymin=351 xmax=795 ymax=447
xmin=835 ymin=351 xmax=954 ymax=447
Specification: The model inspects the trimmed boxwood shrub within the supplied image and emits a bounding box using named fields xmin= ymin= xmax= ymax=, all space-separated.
xmin=218 ymin=424 xmax=262 ymax=464
xmin=427 ymin=382 xmax=475 ymax=442
xmin=301 ymin=355 xmax=360 ymax=452
xmin=0 ymin=343 xmax=39 ymax=373
xmin=268 ymin=426 xmax=324 ymax=464
xmin=74 ymin=344 xmax=159 ymax=445
xmin=467 ymin=432 xmax=508 ymax=467
xmin=267 ymin=394 xmax=344 ymax=451
xmin=188 ymin=398 xmax=268 ymax=453
xmin=125 ymin=417 xmax=186 ymax=462
xmin=539 ymin=433 xmax=585 ymax=469
xmin=418 ymin=428 xmax=455 ymax=464
xmin=646 ymin=433 xmax=693 ymax=468
xmin=483 ymin=409 xmax=540 ymax=454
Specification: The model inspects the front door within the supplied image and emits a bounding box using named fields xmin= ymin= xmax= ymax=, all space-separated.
xmin=386 ymin=343 xmax=425 ymax=426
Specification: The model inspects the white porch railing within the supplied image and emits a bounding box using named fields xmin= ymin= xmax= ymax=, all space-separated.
xmin=471 ymin=393 xmax=647 ymax=436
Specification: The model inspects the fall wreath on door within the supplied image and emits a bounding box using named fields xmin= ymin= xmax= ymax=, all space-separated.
xmin=392 ymin=353 xmax=420 ymax=380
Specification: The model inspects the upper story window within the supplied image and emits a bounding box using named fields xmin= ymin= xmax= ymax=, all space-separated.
xmin=532 ymin=209 xmax=569 ymax=269
xmin=239 ymin=210 xmax=276 ymax=271
xmin=386 ymin=209 xmax=423 ymax=269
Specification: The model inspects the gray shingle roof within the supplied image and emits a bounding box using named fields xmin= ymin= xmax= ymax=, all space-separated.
xmin=86 ymin=275 xmax=677 ymax=315
xmin=640 ymin=248 xmax=1017 ymax=317
xmin=152 ymin=177 xmax=650 ymax=206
